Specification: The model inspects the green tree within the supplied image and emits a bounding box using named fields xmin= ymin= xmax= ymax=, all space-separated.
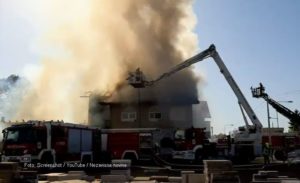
xmin=289 ymin=110 xmax=300 ymax=132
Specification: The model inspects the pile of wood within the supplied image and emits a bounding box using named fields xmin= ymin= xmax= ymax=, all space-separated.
xmin=252 ymin=171 xmax=300 ymax=183
xmin=203 ymin=160 xmax=240 ymax=183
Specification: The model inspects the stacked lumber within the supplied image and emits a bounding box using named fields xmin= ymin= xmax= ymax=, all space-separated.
xmin=203 ymin=160 xmax=240 ymax=183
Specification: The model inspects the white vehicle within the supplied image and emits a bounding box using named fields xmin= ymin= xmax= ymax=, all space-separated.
xmin=288 ymin=149 xmax=300 ymax=164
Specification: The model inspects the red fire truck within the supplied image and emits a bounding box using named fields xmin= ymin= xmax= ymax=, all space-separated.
xmin=1 ymin=121 xmax=102 ymax=163
xmin=261 ymin=128 xmax=300 ymax=160
xmin=1 ymin=120 xmax=210 ymax=164
xmin=1 ymin=121 xmax=161 ymax=164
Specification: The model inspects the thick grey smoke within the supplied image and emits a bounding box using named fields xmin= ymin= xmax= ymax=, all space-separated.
xmin=14 ymin=0 xmax=199 ymax=125
xmin=95 ymin=0 xmax=200 ymax=103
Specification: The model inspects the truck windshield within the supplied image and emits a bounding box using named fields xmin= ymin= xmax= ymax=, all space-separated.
xmin=4 ymin=128 xmax=37 ymax=144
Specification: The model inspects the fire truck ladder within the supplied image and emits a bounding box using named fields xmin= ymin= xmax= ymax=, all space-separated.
xmin=128 ymin=44 xmax=263 ymax=133
xmin=251 ymin=83 xmax=300 ymax=128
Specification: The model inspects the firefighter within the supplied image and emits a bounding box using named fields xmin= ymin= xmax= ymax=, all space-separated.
xmin=263 ymin=143 xmax=271 ymax=165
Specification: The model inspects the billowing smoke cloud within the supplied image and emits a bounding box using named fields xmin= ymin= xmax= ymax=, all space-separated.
xmin=14 ymin=0 xmax=199 ymax=124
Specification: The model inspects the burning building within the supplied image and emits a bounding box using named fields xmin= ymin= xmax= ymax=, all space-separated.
xmin=88 ymin=84 xmax=211 ymax=135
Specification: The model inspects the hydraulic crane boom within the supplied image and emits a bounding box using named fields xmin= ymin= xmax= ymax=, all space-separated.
xmin=128 ymin=44 xmax=263 ymax=132
xmin=252 ymin=83 xmax=300 ymax=127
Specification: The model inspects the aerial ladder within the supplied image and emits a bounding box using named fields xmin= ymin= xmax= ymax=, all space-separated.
xmin=251 ymin=83 xmax=300 ymax=131
xmin=128 ymin=44 xmax=263 ymax=160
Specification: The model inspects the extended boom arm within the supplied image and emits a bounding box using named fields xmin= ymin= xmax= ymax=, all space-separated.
xmin=252 ymin=83 xmax=300 ymax=127
xmin=128 ymin=44 xmax=263 ymax=132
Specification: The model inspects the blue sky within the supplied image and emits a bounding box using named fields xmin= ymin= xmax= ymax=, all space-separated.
xmin=194 ymin=0 xmax=300 ymax=133
xmin=1 ymin=1 xmax=300 ymax=133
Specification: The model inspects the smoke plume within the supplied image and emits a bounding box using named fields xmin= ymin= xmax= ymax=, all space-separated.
xmin=14 ymin=0 xmax=199 ymax=123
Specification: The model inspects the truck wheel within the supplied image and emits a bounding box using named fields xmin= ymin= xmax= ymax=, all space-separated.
xmin=274 ymin=150 xmax=287 ymax=161
xmin=195 ymin=149 xmax=203 ymax=163
xmin=96 ymin=151 xmax=111 ymax=163
xmin=82 ymin=155 xmax=92 ymax=163
xmin=123 ymin=153 xmax=137 ymax=165
xmin=41 ymin=153 xmax=54 ymax=164
xmin=160 ymin=137 xmax=175 ymax=149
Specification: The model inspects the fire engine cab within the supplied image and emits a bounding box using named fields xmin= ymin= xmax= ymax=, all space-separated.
xmin=1 ymin=121 xmax=102 ymax=163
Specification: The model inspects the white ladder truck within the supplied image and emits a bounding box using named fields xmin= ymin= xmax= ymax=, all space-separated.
xmin=128 ymin=44 xmax=263 ymax=162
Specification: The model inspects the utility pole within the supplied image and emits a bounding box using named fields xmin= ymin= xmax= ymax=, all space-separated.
xmin=267 ymin=102 xmax=271 ymax=144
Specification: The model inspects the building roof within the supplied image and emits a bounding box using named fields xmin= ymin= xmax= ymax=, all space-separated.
xmin=98 ymin=99 xmax=200 ymax=106
xmin=92 ymin=82 xmax=200 ymax=105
